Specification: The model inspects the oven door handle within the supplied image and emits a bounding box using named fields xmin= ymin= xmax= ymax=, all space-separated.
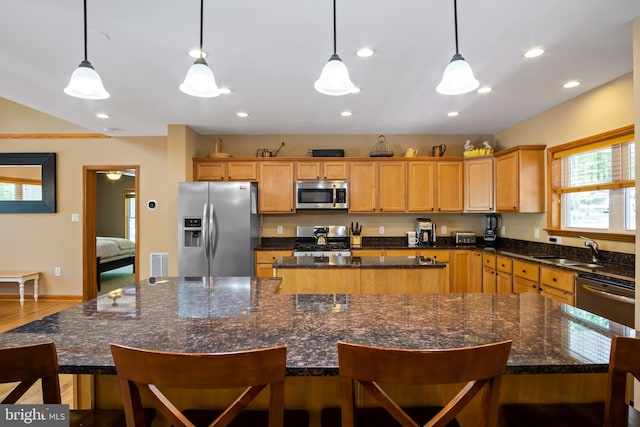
xmin=580 ymin=284 xmax=635 ymax=304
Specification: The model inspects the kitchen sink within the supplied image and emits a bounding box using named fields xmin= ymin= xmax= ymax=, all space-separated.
xmin=531 ymin=256 xmax=604 ymax=269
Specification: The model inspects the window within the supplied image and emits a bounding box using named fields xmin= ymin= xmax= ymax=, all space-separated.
xmin=124 ymin=190 xmax=136 ymax=242
xmin=548 ymin=125 xmax=635 ymax=241
xmin=0 ymin=178 xmax=42 ymax=201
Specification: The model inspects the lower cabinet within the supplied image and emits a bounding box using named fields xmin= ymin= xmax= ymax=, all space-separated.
xmin=513 ymin=260 xmax=540 ymax=294
xmin=539 ymin=266 xmax=576 ymax=305
xmin=254 ymin=250 xmax=293 ymax=278
xmin=496 ymin=255 xmax=513 ymax=293
xmin=452 ymin=250 xmax=482 ymax=293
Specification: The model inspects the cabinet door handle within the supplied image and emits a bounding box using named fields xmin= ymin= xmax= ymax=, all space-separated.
xmin=552 ymin=277 xmax=557 ymax=282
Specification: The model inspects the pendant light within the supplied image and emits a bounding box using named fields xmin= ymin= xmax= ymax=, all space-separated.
xmin=314 ymin=0 xmax=354 ymax=96
xmin=180 ymin=0 xmax=220 ymax=98
xmin=64 ymin=0 xmax=110 ymax=100
xmin=436 ymin=0 xmax=479 ymax=95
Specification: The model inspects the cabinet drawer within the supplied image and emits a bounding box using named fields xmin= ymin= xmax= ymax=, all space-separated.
xmin=482 ymin=253 xmax=496 ymax=269
xmin=496 ymin=256 xmax=512 ymax=274
xmin=540 ymin=266 xmax=575 ymax=293
xmin=351 ymin=249 xmax=384 ymax=257
xmin=255 ymin=250 xmax=292 ymax=263
xmin=385 ymin=249 xmax=418 ymax=256
xmin=540 ymin=286 xmax=575 ymax=305
xmin=513 ymin=276 xmax=539 ymax=293
xmin=417 ymin=249 xmax=450 ymax=262
xmin=513 ymin=260 xmax=539 ymax=282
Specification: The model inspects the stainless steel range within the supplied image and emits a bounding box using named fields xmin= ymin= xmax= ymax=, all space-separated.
xmin=294 ymin=226 xmax=351 ymax=257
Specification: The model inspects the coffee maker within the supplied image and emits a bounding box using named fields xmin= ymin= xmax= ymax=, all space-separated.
xmin=416 ymin=218 xmax=436 ymax=245
xmin=484 ymin=214 xmax=500 ymax=242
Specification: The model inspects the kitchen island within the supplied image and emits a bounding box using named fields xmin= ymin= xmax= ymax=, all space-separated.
xmin=273 ymin=255 xmax=449 ymax=293
xmin=0 ymin=277 xmax=633 ymax=426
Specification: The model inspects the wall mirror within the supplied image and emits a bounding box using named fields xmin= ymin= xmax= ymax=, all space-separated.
xmin=0 ymin=152 xmax=56 ymax=213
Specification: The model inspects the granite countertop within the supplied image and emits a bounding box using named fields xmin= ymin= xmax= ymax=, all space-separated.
xmin=0 ymin=277 xmax=633 ymax=376
xmin=273 ymin=255 xmax=447 ymax=269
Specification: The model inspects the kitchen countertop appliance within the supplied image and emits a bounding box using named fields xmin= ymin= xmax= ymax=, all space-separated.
xmin=416 ymin=218 xmax=436 ymax=245
xmin=453 ymin=231 xmax=477 ymax=245
xmin=178 ymin=182 xmax=259 ymax=277
xmin=296 ymin=180 xmax=348 ymax=210
xmin=484 ymin=214 xmax=500 ymax=243
xmin=294 ymin=226 xmax=351 ymax=257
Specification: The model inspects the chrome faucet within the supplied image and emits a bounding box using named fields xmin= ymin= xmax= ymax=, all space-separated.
xmin=580 ymin=236 xmax=599 ymax=263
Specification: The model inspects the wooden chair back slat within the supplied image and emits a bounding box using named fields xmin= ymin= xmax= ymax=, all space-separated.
xmin=110 ymin=343 xmax=287 ymax=427
xmin=338 ymin=340 xmax=512 ymax=427
xmin=605 ymin=336 xmax=640 ymax=427
xmin=0 ymin=342 xmax=61 ymax=404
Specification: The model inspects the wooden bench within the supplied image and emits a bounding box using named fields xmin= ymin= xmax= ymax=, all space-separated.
xmin=0 ymin=272 xmax=39 ymax=305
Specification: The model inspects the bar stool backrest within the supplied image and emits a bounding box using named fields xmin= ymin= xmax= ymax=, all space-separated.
xmin=110 ymin=343 xmax=287 ymax=427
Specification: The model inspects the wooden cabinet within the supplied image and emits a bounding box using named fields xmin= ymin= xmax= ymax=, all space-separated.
xmin=258 ymin=162 xmax=295 ymax=213
xmin=482 ymin=253 xmax=497 ymax=293
xmin=539 ymin=266 xmax=576 ymax=305
xmin=495 ymin=145 xmax=545 ymax=212
xmin=435 ymin=160 xmax=464 ymax=212
xmin=464 ymin=157 xmax=494 ymax=212
xmin=194 ymin=160 xmax=257 ymax=181
xmin=348 ymin=161 xmax=406 ymax=213
xmin=351 ymin=249 xmax=385 ymax=257
xmin=255 ymin=250 xmax=293 ymax=278
xmin=296 ymin=160 xmax=348 ymax=180
xmin=513 ymin=259 xmax=540 ymax=294
xmin=452 ymin=250 xmax=483 ymax=293
xmin=418 ymin=249 xmax=450 ymax=292
xmin=407 ymin=160 xmax=435 ymax=212
xmin=496 ymin=256 xmax=513 ymax=293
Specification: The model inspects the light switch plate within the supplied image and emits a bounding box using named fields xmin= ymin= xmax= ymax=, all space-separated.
xmin=440 ymin=225 xmax=447 ymax=235
xmin=379 ymin=226 xmax=384 ymax=234
xmin=276 ymin=225 xmax=283 ymax=235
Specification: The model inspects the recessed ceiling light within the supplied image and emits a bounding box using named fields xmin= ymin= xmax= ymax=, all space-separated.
xmin=477 ymin=86 xmax=492 ymax=94
xmin=96 ymin=112 xmax=110 ymax=119
xmin=236 ymin=112 xmax=249 ymax=118
xmin=351 ymin=86 xmax=361 ymax=94
xmin=447 ymin=111 xmax=459 ymax=117
xmin=219 ymin=87 xmax=232 ymax=95
xmin=563 ymin=80 xmax=581 ymax=88
xmin=356 ymin=47 xmax=374 ymax=58
xmin=524 ymin=47 xmax=544 ymax=58
xmin=341 ymin=111 xmax=353 ymax=117
xmin=188 ymin=48 xmax=208 ymax=59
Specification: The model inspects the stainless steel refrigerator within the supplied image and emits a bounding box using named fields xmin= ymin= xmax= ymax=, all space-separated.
xmin=178 ymin=182 xmax=259 ymax=277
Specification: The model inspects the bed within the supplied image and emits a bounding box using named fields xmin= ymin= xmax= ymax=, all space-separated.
xmin=97 ymin=237 xmax=135 ymax=290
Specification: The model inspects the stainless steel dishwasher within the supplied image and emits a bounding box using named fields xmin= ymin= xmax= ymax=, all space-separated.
xmin=575 ymin=274 xmax=635 ymax=328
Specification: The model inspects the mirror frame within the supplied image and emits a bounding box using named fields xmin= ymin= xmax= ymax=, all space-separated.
xmin=0 ymin=152 xmax=56 ymax=213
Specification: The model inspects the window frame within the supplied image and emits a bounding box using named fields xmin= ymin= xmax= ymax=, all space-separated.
xmin=546 ymin=124 xmax=635 ymax=243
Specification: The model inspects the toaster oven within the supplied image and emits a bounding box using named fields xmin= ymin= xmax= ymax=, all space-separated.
xmin=453 ymin=231 xmax=477 ymax=245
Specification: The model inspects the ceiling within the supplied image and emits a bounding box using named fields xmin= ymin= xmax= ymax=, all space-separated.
xmin=1 ymin=1 xmax=639 ymax=137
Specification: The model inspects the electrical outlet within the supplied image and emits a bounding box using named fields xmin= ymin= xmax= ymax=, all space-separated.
xmin=500 ymin=226 xmax=506 ymax=236
xmin=550 ymin=236 xmax=562 ymax=244
xmin=379 ymin=226 xmax=385 ymax=234
xmin=440 ymin=225 xmax=447 ymax=235
xmin=534 ymin=228 xmax=540 ymax=238
xmin=276 ymin=225 xmax=283 ymax=235
xmin=54 ymin=267 xmax=61 ymax=276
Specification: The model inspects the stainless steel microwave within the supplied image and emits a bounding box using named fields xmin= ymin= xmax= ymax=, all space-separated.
xmin=296 ymin=180 xmax=348 ymax=210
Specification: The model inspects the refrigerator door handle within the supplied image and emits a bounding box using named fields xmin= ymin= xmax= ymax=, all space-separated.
xmin=210 ymin=203 xmax=220 ymax=264
xmin=202 ymin=203 xmax=210 ymax=259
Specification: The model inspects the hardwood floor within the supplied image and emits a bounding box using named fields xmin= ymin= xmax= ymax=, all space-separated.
xmin=0 ymin=298 xmax=80 ymax=405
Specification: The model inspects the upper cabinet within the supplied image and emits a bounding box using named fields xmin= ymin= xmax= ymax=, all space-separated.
xmin=258 ymin=161 xmax=295 ymax=213
xmin=194 ymin=159 xmax=257 ymax=181
xmin=435 ymin=160 xmax=463 ymax=212
xmin=296 ymin=160 xmax=348 ymax=180
xmin=407 ymin=160 xmax=435 ymax=212
xmin=494 ymin=145 xmax=545 ymax=213
xmin=349 ymin=160 xmax=406 ymax=213
xmin=464 ymin=156 xmax=494 ymax=212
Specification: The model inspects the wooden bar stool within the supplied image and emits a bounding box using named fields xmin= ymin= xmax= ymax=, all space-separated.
xmin=500 ymin=335 xmax=640 ymax=427
xmin=321 ymin=340 xmax=512 ymax=427
xmin=110 ymin=343 xmax=308 ymax=427
xmin=0 ymin=342 xmax=155 ymax=427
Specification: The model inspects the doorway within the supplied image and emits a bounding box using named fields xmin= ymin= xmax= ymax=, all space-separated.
xmin=82 ymin=166 xmax=140 ymax=301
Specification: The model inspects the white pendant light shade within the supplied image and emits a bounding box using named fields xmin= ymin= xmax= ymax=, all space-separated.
xmin=314 ymin=54 xmax=354 ymax=96
xmin=64 ymin=60 xmax=110 ymax=100
xmin=180 ymin=58 xmax=221 ymax=98
xmin=436 ymin=53 xmax=479 ymax=95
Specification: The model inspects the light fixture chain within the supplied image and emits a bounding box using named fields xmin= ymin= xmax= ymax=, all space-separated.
xmin=83 ymin=0 xmax=88 ymax=61
xmin=332 ymin=0 xmax=337 ymax=55
xmin=199 ymin=0 xmax=204 ymax=55
xmin=453 ymin=0 xmax=459 ymax=55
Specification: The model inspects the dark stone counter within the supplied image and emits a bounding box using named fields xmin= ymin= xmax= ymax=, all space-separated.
xmin=0 ymin=277 xmax=633 ymax=377
xmin=273 ymin=256 xmax=447 ymax=269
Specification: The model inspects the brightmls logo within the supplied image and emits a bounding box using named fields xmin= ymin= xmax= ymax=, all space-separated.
xmin=1 ymin=405 xmax=68 ymax=426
